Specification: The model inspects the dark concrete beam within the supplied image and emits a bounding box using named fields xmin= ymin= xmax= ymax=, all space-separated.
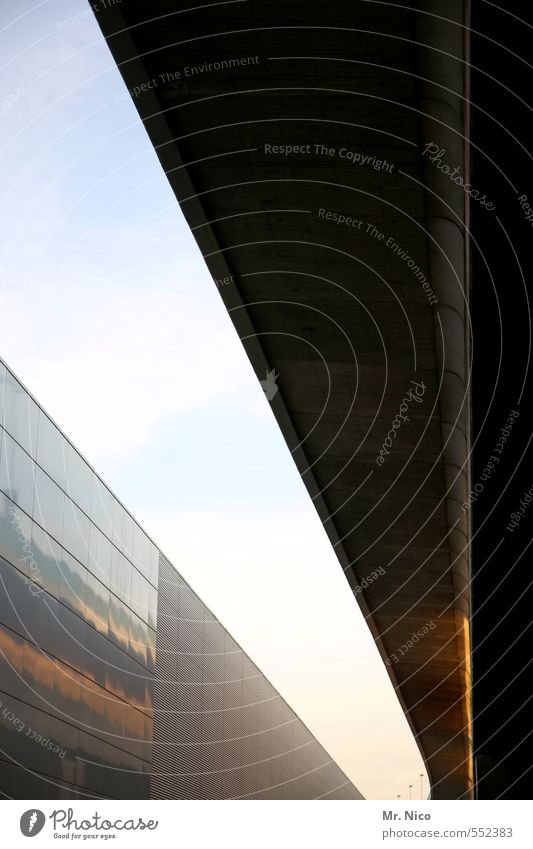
xmin=92 ymin=0 xmax=472 ymax=798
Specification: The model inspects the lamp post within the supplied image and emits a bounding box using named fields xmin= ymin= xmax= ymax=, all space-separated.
xmin=409 ymin=784 xmax=413 ymax=800
xmin=420 ymin=773 xmax=424 ymax=800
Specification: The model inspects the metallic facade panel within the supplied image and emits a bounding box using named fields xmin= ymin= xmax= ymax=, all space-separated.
xmin=0 ymin=360 xmax=155 ymax=800
xmin=151 ymin=555 xmax=361 ymax=799
xmin=0 ymin=356 xmax=361 ymax=800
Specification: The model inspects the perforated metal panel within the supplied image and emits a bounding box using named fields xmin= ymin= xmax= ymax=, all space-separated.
xmin=150 ymin=554 xmax=362 ymax=799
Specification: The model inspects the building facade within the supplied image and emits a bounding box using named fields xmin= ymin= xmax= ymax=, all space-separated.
xmin=0 ymin=358 xmax=361 ymax=799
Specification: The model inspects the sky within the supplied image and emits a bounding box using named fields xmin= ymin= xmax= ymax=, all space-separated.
xmin=0 ymin=0 xmax=426 ymax=799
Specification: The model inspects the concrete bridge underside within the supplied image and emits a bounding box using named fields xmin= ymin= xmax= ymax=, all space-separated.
xmin=93 ymin=0 xmax=472 ymax=798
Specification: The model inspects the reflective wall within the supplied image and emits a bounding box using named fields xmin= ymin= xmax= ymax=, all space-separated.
xmin=151 ymin=555 xmax=362 ymax=799
xmin=0 ymin=357 xmax=361 ymax=800
xmin=0 ymin=359 xmax=158 ymax=799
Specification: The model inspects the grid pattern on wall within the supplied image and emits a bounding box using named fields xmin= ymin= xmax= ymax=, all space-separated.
xmin=151 ymin=555 xmax=362 ymax=800
xmin=0 ymin=357 xmax=362 ymax=800
xmin=0 ymin=359 xmax=158 ymax=799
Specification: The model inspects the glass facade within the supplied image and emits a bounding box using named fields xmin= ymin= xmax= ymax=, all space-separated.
xmin=0 ymin=357 xmax=361 ymax=800
xmin=0 ymin=360 xmax=157 ymax=799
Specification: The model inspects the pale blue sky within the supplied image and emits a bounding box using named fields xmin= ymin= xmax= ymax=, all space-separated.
xmin=0 ymin=0 xmax=426 ymax=799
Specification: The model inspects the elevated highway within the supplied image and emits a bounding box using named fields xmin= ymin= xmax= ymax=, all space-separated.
xmin=93 ymin=0 xmax=472 ymax=798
